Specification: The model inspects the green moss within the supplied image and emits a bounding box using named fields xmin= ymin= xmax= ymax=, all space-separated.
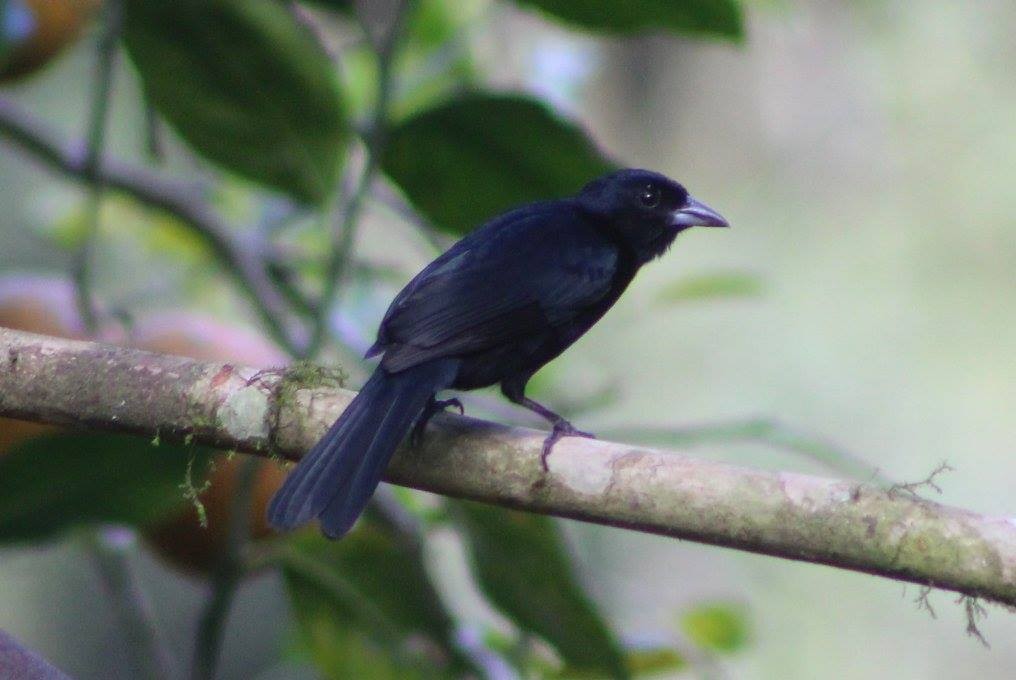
xmin=283 ymin=360 xmax=348 ymax=390
xmin=179 ymin=452 xmax=216 ymax=528
xmin=267 ymin=361 xmax=347 ymax=455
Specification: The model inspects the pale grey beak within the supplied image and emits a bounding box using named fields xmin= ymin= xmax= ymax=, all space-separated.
xmin=669 ymin=196 xmax=729 ymax=228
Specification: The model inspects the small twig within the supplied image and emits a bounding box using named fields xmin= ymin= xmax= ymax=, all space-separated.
xmin=958 ymin=595 xmax=990 ymax=648
xmin=887 ymin=461 xmax=955 ymax=499
xmin=191 ymin=457 xmax=261 ymax=680
xmin=914 ymin=585 xmax=937 ymax=619
xmin=85 ymin=527 xmax=173 ymax=680
xmin=74 ymin=0 xmax=121 ymax=334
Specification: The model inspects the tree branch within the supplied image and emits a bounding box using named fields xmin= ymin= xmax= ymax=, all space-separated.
xmin=1 ymin=328 xmax=1014 ymax=608
xmin=0 ymin=98 xmax=304 ymax=355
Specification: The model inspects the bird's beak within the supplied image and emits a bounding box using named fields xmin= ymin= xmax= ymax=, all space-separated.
xmin=669 ymin=196 xmax=729 ymax=228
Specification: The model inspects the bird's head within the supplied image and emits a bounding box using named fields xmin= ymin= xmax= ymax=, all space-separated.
xmin=576 ymin=168 xmax=728 ymax=262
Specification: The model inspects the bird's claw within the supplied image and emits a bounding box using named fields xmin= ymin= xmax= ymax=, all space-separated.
xmin=540 ymin=420 xmax=596 ymax=471
xmin=411 ymin=397 xmax=466 ymax=447
xmin=440 ymin=397 xmax=465 ymax=416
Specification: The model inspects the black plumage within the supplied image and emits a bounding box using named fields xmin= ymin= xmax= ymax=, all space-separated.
xmin=268 ymin=168 xmax=728 ymax=538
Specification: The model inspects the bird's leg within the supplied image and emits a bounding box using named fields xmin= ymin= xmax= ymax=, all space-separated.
xmin=502 ymin=382 xmax=595 ymax=470
xmin=410 ymin=395 xmax=464 ymax=447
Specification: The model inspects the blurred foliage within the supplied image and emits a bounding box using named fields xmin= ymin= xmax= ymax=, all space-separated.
xmin=0 ymin=0 xmax=756 ymax=677
xmin=658 ymin=270 xmax=764 ymax=304
xmin=301 ymin=0 xmax=353 ymax=14
xmin=383 ymin=93 xmax=615 ymax=235
xmin=619 ymin=646 xmax=687 ymax=677
xmin=680 ymin=602 xmax=750 ymax=653
xmin=513 ymin=0 xmax=744 ymax=39
xmin=0 ymin=0 xmax=101 ymax=82
xmin=456 ymin=501 xmax=630 ymax=678
xmin=122 ymin=0 xmax=348 ymax=205
xmin=0 ymin=433 xmax=213 ymax=543
xmin=281 ymin=522 xmax=471 ymax=678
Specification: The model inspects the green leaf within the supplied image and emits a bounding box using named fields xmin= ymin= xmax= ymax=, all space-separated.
xmin=680 ymin=603 xmax=750 ymax=653
xmin=0 ymin=433 xmax=213 ymax=543
xmin=122 ymin=0 xmax=347 ymax=205
xmin=622 ymin=646 xmax=687 ymax=676
xmin=281 ymin=522 xmax=469 ymax=678
xmin=456 ymin=501 xmax=629 ymax=679
xmin=382 ymin=93 xmax=615 ymax=235
xmin=556 ymin=646 xmax=686 ymax=678
xmin=511 ymin=0 xmax=744 ymax=40
xmin=657 ymin=271 xmax=763 ymax=304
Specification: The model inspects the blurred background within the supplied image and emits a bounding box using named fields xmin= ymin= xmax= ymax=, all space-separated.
xmin=0 ymin=0 xmax=1014 ymax=678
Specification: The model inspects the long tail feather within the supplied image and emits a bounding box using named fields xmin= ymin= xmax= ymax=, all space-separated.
xmin=268 ymin=359 xmax=457 ymax=538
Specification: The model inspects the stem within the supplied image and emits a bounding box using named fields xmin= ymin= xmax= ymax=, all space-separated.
xmin=304 ymin=0 xmax=413 ymax=359
xmin=143 ymin=100 xmax=165 ymax=163
xmin=0 ymin=98 xmax=304 ymax=355
xmin=85 ymin=527 xmax=172 ymax=680
xmin=191 ymin=457 xmax=261 ymax=680
xmin=74 ymin=0 xmax=121 ymax=334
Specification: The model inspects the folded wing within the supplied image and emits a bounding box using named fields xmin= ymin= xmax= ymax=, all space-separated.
xmin=372 ymin=203 xmax=619 ymax=372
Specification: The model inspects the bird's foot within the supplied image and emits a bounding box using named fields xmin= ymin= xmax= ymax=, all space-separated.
xmin=540 ymin=420 xmax=596 ymax=471
xmin=437 ymin=397 xmax=465 ymax=416
xmin=411 ymin=397 xmax=465 ymax=447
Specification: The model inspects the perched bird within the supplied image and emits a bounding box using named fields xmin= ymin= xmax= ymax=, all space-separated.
xmin=268 ymin=168 xmax=729 ymax=538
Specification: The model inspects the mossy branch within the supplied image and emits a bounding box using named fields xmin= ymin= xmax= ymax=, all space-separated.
xmin=1 ymin=328 xmax=1014 ymax=608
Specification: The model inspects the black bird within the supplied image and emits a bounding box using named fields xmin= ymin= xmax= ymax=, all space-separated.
xmin=268 ymin=169 xmax=728 ymax=538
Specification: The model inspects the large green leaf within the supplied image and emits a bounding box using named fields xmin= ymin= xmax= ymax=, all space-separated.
xmin=456 ymin=502 xmax=629 ymax=679
xmin=122 ymin=0 xmax=347 ymax=205
xmin=0 ymin=433 xmax=212 ymax=543
xmin=512 ymin=0 xmax=744 ymax=40
xmin=382 ymin=93 xmax=615 ymax=235
xmin=282 ymin=522 xmax=470 ymax=678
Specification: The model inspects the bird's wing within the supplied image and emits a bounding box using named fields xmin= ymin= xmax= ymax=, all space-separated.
xmin=373 ymin=203 xmax=618 ymax=371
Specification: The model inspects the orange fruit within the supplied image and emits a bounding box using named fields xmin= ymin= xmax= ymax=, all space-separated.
xmin=1 ymin=0 xmax=103 ymax=82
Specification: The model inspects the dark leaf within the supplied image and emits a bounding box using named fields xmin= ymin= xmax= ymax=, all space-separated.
xmin=456 ymin=501 xmax=629 ymax=679
xmin=282 ymin=521 xmax=469 ymax=678
xmin=382 ymin=93 xmax=614 ymax=235
xmin=680 ymin=603 xmax=750 ymax=653
xmin=512 ymin=0 xmax=744 ymax=40
xmin=122 ymin=0 xmax=347 ymax=204
xmin=298 ymin=0 xmax=353 ymax=14
xmin=0 ymin=433 xmax=212 ymax=543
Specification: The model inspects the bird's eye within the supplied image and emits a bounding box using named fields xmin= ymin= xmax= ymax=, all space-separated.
xmin=638 ymin=185 xmax=660 ymax=209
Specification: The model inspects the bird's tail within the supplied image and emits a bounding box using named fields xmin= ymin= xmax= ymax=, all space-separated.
xmin=268 ymin=359 xmax=458 ymax=538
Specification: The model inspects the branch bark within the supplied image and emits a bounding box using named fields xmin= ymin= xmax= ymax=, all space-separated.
xmin=1 ymin=328 xmax=1014 ymax=608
